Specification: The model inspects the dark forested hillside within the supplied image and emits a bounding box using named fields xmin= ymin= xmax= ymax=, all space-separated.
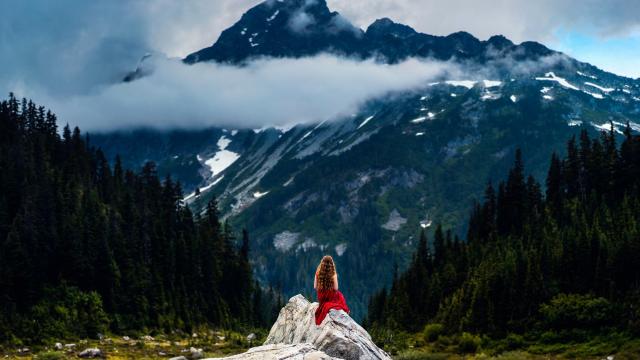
xmin=367 ymin=126 xmax=640 ymax=338
xmin=0 ymin=94 xmax=276 ymax=344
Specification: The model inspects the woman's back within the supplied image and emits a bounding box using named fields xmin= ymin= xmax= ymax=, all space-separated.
xmin=314 ymin=256 xmax=350 ymax=325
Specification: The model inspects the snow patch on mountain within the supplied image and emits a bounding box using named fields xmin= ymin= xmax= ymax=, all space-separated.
xmin=536 ymin=72 xmax=579 ymax=91
xmin=267 ymin=10 xmax=280 ymax=22
xmin=184 ymin=176 xmax=225 ymax=202
xmin=583 ymin=90 xmax=604 ymax=99
xmin=481 ymin=91 xmax=501 ymax=101
xmin=253 ymin=190 xmax=270 ymax=199
xmin=283 ymin=176 xmax=295 ymax=187
xmin=483 ymin=80 xmax=502 ymax=88
xmin=577 ymin=71 xmax=597 ymax=80
xmin=357 ymin=115 xmax=374 ymax=129
xmin=204 ymin=136 xmax=240 ymax=177
xmin=445 ymin=80 xmax=476 ymax=89
xmin=591 ymin=122 xmax=624 ymax=135
xmin=585 ymin=82 xmax=615 ymax=93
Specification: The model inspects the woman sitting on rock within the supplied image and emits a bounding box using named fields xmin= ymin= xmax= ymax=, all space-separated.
xmin=314 ymin=255 xmax=350 ymax=325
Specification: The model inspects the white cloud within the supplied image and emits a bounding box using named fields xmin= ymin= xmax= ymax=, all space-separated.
xmin=327 ymin=0 xmax=640 ymax=43
xmin=1 ymin=0 xmax=638 ymax=132
xmin=31 ymin=55 xmax=460 ymax=132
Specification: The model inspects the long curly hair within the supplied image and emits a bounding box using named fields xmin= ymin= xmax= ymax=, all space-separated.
xmin=316 ymin=255 xmax=336 ymax=291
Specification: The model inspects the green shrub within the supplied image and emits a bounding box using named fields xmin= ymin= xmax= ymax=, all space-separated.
xmin=37 ymin=351 xmax=65 ymax=360
xmin=23 ymin=284 xmax=109 ymax=342
xmin=457 ymin=332 xmax=480 ymax=353
xmin=539 ymin=330 xmax=558 ymax=344
xmin=422 ymin=323 xmax=444 ymax=342
xmin=505 ymin=333 xmax=525 ymax=350
xmin=539 ymin=293 xmax=617 ymax=330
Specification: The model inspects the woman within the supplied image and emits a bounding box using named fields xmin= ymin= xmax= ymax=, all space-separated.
xmin=314 ymin=255 xmax=350 ymax=325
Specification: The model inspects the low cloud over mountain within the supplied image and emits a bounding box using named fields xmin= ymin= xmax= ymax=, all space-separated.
xmin=40 ymin=55 xmax=459 ymax=131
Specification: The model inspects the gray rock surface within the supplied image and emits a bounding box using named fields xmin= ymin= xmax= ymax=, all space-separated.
xmin=78 ymin=348 xmax=103 ymax=358
xmin=208 ymin=343 xmax=339 ymax=360
xmin=209 ymin=295 xmax=390 ymax=360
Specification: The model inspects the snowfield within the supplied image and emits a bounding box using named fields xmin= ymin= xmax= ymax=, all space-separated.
xmin=536 ymin=72 xmax=579 ymax=91
xmin=204 ymin=136 xmax=241 ymax=177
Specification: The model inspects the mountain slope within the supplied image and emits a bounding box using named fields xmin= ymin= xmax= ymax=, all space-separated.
xmin=94 ymin=0 xmax=640 ymax=318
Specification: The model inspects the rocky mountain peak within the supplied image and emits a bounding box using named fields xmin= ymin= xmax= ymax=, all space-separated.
xmin=184 ymin=0 xmax=363 ymax=64
xmin=486 ymin=34 xmax=514 ymax=49
xmin=365 ymin=17 xmax=417 ymax=39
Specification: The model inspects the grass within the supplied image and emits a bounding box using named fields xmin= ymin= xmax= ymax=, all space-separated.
xmin=382 ymin=326 xmax=640 ymax=360
xmin=0 ymin=329 xmax=263 ymax=359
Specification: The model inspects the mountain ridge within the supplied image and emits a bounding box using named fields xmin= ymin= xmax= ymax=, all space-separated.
xmin=182 ymin=0 xmax=555 ymax=66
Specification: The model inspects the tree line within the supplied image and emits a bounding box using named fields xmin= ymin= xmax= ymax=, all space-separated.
xmin=367 ymin=125 xmax=640 ymax=337
xmin=0 ymin=94 xmax=280 ymax=344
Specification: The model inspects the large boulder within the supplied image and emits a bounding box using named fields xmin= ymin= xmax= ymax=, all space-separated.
xmin=265 ymin=295 xmax=390 ymax=360
xmin=209 ymin=295 xmax=390 ymax=360
xmin=209 ymin=343 xmax=338 ymax=360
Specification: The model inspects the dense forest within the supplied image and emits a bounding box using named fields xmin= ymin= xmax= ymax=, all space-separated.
xmin=367 ymin=126 xmax=640 ymax=338
xmin=0 ymin=94 xmax=279 ymax=344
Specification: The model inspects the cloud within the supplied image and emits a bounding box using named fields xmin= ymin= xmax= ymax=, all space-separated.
xmin=0 ymin=1 xmax=150 ymax=97
xmin=0 ymin=0 xmax=638 ymax=132
xmin=31 ymin=55 xmax=460 ymax=132
xmin=327 ymin=0 xmax=640 ymax=43
xmin=289 ymin=11 xmax=316 ymax=32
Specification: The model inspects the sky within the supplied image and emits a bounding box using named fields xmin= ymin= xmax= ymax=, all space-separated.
xmin=0 ymin=0 xmax=638 ymax=131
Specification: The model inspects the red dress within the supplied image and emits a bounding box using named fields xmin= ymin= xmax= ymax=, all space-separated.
xmin=315 ymin=289 xmax=350 ymax=325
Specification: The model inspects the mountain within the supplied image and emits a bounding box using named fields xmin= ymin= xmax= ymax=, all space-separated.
xmin=184 ymin=0 xmax=364 ymax=64
xmin=183 ymin=0 xmax=554 ymax=65
xmin=94 ymin=0 xmax=640 ymax=318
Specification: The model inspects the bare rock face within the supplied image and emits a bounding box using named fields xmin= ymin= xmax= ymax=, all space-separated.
xmin=209 ymin=295 xmax=390 ymax=360
xmin=211 ymin=343 xmax=339 ymax=360
xmin=265 ymin=295 xmax=390 ymax=360
xmin=78 ymin=348 xmax=103 ymax=358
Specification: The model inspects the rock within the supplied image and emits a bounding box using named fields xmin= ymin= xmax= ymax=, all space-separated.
xmin=122 ymin=336 xmax=130 ymax=341
xmin=246 ymin=333 xmax=256 ymax=342
xmin=64 ymin=343 xmax=77 ymax=350
xmin=54 ymin=343 xmax=63 ymax=350
xmin=78 ymin=348 xmax=103 ymax=358
xmin=264 ymin=295 xmax=391 ymax=360
xmin=141 ymin=335 xmax=155 ymax=341
xmin=214 ymin=295 xmax=390 ymax=360
xmin=190 ymin=347 xmax=204 ymax=359
xmin=169 ymin=357 xmax=188 ymax=360
xmin=205 ymin=343 xmax=339 ymax=360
